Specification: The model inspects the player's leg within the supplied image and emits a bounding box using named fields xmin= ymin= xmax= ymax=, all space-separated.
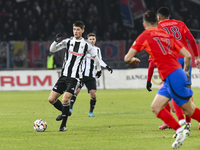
xmin=48 ymin=91 xmax=62 ymax=111
xmin=48 ymin=76 xmax=66 ymax=112
xmin=154 ymin=78 xmax=189 ymax=149
xmin=178 ymin=58 xmax=192 ymax=127
xmin=84 ymin=77 xmax=97 ymax=117
xmin=158 ymin=102 xmax=171 ymax=129
xmin=88 ymin=90 xmax=97 ymax=117
xmin=152 ymin=94 xmax=182 ymax=131
xmin=172 ymin=99 xmax=186 ymax=126
xmin=59 ymin=78 xmax=77 ymax=131
xmin=185 ymin=84 xmax=192 ymax=127
xmin=152 ymin=93 xmax=189 ymax=148
xmin=180 ymin=99 xmax=200 ymax=130
xmin=70 ymin=83 xmax=83 ymax=111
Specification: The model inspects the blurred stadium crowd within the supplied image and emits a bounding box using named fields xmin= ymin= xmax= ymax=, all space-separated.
xmin=0 ymin=0 xmax=200 ymax=42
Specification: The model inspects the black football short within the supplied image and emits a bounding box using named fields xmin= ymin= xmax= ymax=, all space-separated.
xmin=52 ymin=76 xmax=78 ymax=95
xmin=81 ymin=76 xmax=96 ymax=92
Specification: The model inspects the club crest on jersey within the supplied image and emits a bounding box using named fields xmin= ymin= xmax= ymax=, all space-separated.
xmin=68 ymin=50 xmax=84 ymax=56
xmin=70 ymin=44 xmax=73 ymax=46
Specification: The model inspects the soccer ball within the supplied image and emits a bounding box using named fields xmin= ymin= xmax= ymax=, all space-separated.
xmin=33 ymin=119 xmax=47 ymax=132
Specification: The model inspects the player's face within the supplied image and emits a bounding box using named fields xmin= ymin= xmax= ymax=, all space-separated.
xmin=88 ymin=36 xmax=96 ymax=46
xmin=73 ymin=26 xmax=84 ymax=40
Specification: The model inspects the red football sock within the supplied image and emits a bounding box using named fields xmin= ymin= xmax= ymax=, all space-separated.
xmin=185 ymin=97 xmax=193 ymax=123
xmin=191 ymin=107 xmax=200 ymax=122
xmin=157 ymin=108 xmax=181 ymax=131
xmin=165 ymin=102 xmax=171 ymax=112
xmin=162 ymin=103 xmax=171 ymax=124
xmin=172 ymin=99 xmax=185 ymax=121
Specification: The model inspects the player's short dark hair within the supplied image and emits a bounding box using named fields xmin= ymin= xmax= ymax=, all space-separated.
xmin=73 ymin=21 xmax=85 ymax=29
xmin=157 ymin=7 xmax=170 ymax=18
xmin=143 ymin=11 xmax=158 ymax=25
xmin=87 ymin=33 xmax=96 ymax=38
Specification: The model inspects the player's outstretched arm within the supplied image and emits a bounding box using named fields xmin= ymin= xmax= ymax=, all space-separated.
xmin=50 ymin=34 xmax=65 ymax=53
xmin=185 ymin=31 xmax=200 ymax=70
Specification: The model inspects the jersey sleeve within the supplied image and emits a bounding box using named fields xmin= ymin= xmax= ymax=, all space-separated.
xmin=185 ymin=31 xmax=199 ymax=56
xmin=97 ymin=48 xmax=107 ymax=67
xmin=131 ymin=32 xmax=146 ymax=52
xmin=87 ymin=43 xmax=97 ymax=58
xmin=147 ymin=59 xmax=155 ymax=82
xmin=50 ymin=39 xmax=69 ymax=52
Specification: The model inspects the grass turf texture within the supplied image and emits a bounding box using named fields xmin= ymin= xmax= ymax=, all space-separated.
xmin=0 ymin=88 xmax=200 ymax=150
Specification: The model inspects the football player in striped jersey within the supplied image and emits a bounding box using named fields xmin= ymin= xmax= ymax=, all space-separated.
xmin=69 ymin=33 xmax=113 ymax=117
xmin=48 ymin=21 xmax=101 ymax=131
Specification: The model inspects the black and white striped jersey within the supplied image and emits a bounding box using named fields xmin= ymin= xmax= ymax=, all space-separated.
xmin=50 ymin=37 xmax=98 ymax=79
xmin=82 ymin=46 xmax=107 ymax=78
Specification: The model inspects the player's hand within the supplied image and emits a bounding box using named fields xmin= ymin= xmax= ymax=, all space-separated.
xmin=146 ymin=81 xmax=152 ymax=92
xmin=131 ymin=57 xmax=140 ymax=65
xmin=184 ymin=71 xmax=190 ymax=81
xmin=195 ymin=58 xmax=200 ymax=70
xmin=96 ymin=71 xmax=101 ymax=78
xmin=55 ymin=33 xmax=63 ymax=43
xmin=106 ymin=66 xmax=113 ymax=73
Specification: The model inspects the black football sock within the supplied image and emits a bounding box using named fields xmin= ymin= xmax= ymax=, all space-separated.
xmin=89 ymin=97 xmax=96 ymax=113
xmin=60 ymin=103 xmax=70 ymax=128
xmin=70 ymin=94 xmax=77 ymax=109
xmin=52 ymin=99 xmax=62 ymax=111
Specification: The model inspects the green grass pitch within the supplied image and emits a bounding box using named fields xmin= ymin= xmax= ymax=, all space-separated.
xmin=0 ymin=88 xmax=200 ymax=150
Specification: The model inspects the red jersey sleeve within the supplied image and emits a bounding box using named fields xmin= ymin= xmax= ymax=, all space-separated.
xmin=185 ymin=31 xmax=198 ymax=56
xmin=147 ymin=59 xmax=155 ymax=82
xmin=131 ymin=32 xmax=147 ymax=52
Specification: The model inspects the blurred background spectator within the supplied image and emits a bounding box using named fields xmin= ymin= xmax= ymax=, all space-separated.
xmin=0 ymin=0 xmax=200 ymax=42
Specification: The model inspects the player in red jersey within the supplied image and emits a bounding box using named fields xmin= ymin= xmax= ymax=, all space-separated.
xmin=146 ymin=6 xmax=200 ymax=130
xmin=125 ymin=11 xmax=200 ymax=149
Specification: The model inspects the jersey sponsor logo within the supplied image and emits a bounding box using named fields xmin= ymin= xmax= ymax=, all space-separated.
xmin=68 ymin=50 xmax=84 ymax=56
xmin=86 ymin=56 xmax=93 ymax=59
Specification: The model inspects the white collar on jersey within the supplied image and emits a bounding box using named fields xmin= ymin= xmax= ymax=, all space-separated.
xmin=73 ymin=37 xmax=84 ymax=42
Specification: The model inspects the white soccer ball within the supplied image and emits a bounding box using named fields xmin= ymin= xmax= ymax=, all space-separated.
xmin=33 ymin=119 xmax=47 ymax=132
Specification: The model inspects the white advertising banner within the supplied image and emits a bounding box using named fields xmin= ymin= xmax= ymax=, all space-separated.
xmin=104 ymin=68 xmax=149 ymax=89
xmin=0 ymin=70 xmax=104 ymax=91
xmin=0 ymin=68 xmax=199 ymax=91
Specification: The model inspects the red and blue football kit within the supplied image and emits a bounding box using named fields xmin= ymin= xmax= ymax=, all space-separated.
xmin=158 ymin=19 xmax=198 ymax=59
xmin=131 ymin=27 xmax=182 ymax=80
xmin=131 ymin=27 xmax=193 ymax=106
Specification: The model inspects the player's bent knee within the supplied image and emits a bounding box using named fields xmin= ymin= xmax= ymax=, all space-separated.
xmin=48 ymin=97 xmax=56 ymax=104
xmin=90 ymin=90 xmax=96 ymax=98
xmin=151 ymin=104 xmax=161 ymax=115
